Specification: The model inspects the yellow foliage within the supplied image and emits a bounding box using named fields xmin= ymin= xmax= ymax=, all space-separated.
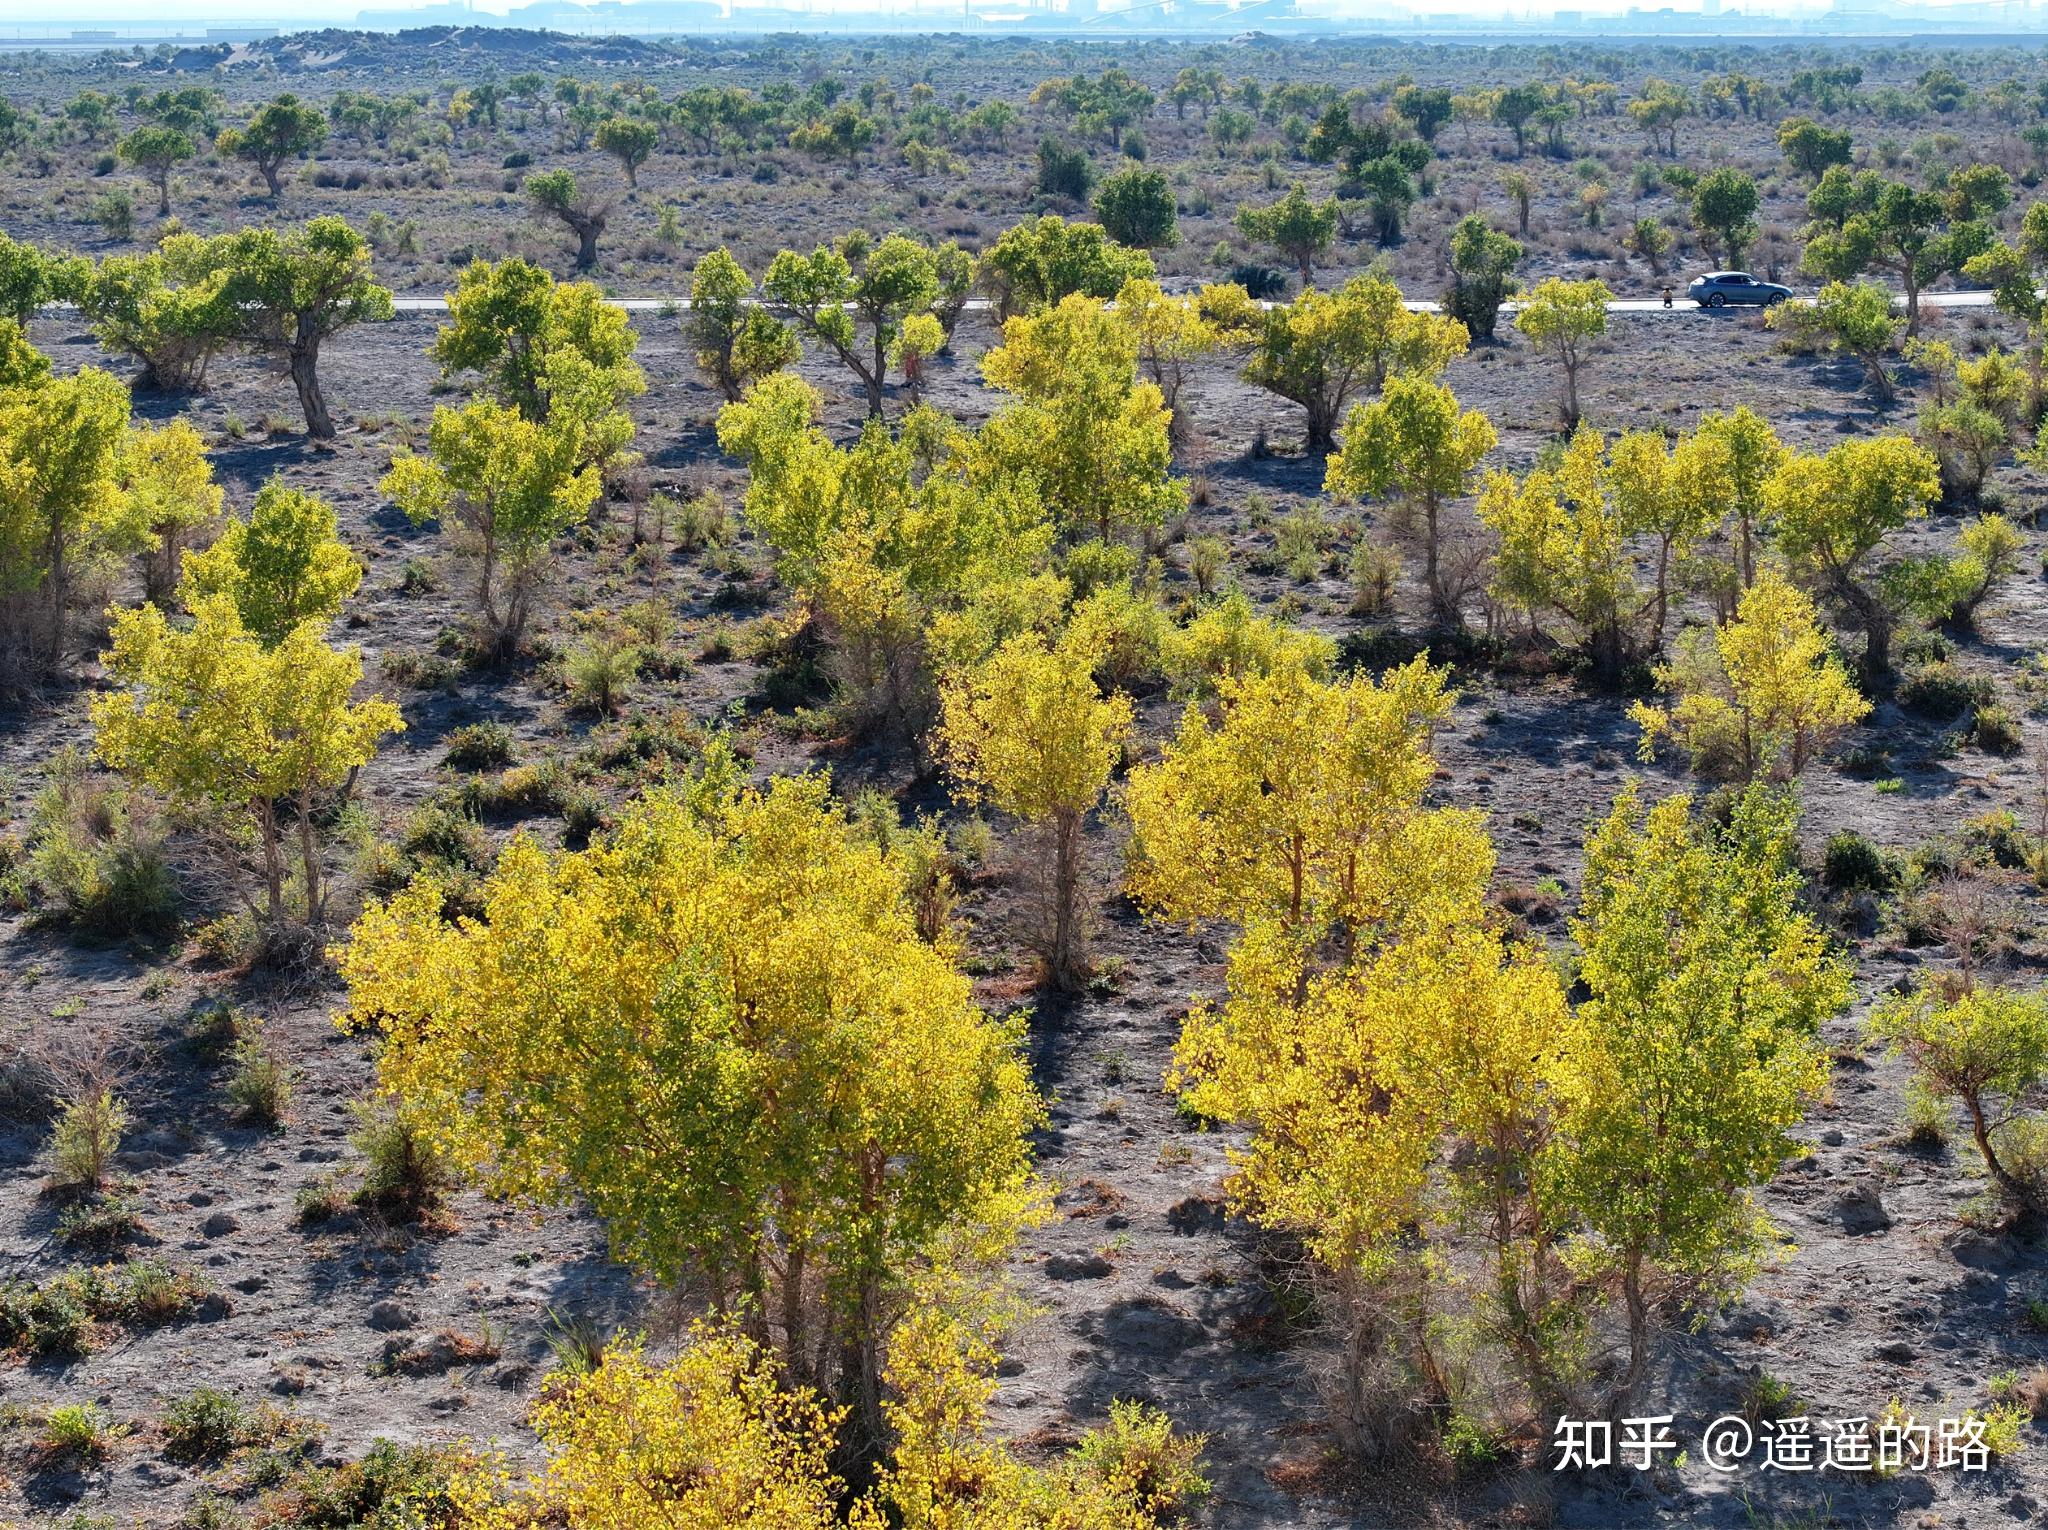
xmin=454 ymin=1310 xmax=1208 ymax=1530
xmin=93 ymin=593 xmax=400 ymax=923
xmin=1125 ymin=658 xmax=1468 ymax=933
xmin=1157 ymin=590 xmax=1335 ymax=698
xmin=453 ymin=1328 xmax=844 ymax=1529
xmin=938 ymin=626 xmax=1134 ymax=988
xmin=1174 ymin=917 xmax=1571 ymax=1274
xmin=938 ymin=627 xmax=1134 ymax=828
xmin=1630 ymin=571 xmax=1870 ymax=781
xmin=338 ymin=775 xmax=1043 ymax=1395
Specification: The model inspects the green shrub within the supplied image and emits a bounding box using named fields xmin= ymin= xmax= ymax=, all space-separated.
xmin=562 ymin=789 xmax=607 ymax=849
xmin=108 ymin=1259 xmax=210 ymax=1328
xmin=269 ymin=1440 xmax=466 ymax=1529
xmin=226 ymin=1033 xmax=292 ymax=1129
xmin=1067 ymin=1398 xmax=1210 ymax=1515
xmin=1962 ymin=809 xmax=2032 ymax=870
xmin=41 ymin=1402 xmax=117 ymax=1461
xmin=190 ymin=912 xmax=260 ymax=968
xmin=185 ymin=1002 xmax=249 ymax=1062
xmin=90 ymin=189 xmax=134 ymax=239
xmin=561 ymin=637 xmax=642 ymax=716
xmin=1899 ymin=660 xmax=1993 ymax=721
xmin=1439 ymin=1409 xmax=1507 ymax=1472
xmin=162 ymin=1387 xmax=248 ymax=1463
xmin=351 ymin=1106 xmax=455 ymax=1223
xmin=294 ymin=1177 xmax=351 ymax=1227
xmin=0 ymin=1279 xmax=91 ymax=1359
xmin=672 ymin=490 xmax=731 ymax=552
xmin=1822 ymin=830 xmax=1894 ymax=892
xmin=24 ymin=757 xmax=179 ymax=939
xmin=441 ymin=722 xmax=515 ymax=772
xmin=1974 ymin=702 xmax=2024 ymax=756
xmin=49 ymin=1089 xmax=126 ymax=1190
xmin=397 ymin=803 xmax=491 ymax=873
xmin=56 ymin=1194 xmax=143 ymax=1253
xmin=1274 ymin=504 xmax=1331 ymax=583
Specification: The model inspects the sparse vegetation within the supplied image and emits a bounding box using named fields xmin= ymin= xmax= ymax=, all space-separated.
xmin=5 ymin=31 xmax=2048 ymax=1530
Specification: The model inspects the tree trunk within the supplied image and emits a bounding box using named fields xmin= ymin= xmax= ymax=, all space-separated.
xmin=1650 ymin=536 xmax=1673 ymax=648
xmin=1612 ymin=1251 xmax=1650 ymax=1416
xmin=261 ymin=162 xmax=282 ymax=198
xmin=1305 ymin=395 xmax=1338 ymax=453
xmin=296 ymin=791 xmax=323 ymax=927
xmin=1840 ymin=576 xmax=1892 ymax=680
xmin=290 ymin=341 xmax=334 ymax=439
xmin=868 ymin=332 xmax=889 ymax=418
xmin=257 ymin=800 xmax=285 ymax=924
xmin=1424 ymin=496 xmax=1453 ymax=627
xmin=1967 ymin=1096 xmax=2036 ymax=1210
xmin=781 ymin=1233 xmax=807 ymax=1384
xmin=1049 ymin=807 xmax=1087 ymax=991
xmin=154 ymin=172 xmax=170 ymax=217
xmin=573 ymin=218 xmax=599 ymax=270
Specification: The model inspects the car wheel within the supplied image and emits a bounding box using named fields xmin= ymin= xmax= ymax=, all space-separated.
xmin=1708 ymin=293 xmax=1726 ymax=308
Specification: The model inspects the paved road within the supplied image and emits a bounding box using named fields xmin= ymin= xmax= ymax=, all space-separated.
xmin=378 ymin=289 xmax=2000 ymax=317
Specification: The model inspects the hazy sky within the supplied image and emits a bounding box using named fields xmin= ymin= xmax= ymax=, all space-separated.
xmin=7 ymin=0 xmax=1993 ymax=25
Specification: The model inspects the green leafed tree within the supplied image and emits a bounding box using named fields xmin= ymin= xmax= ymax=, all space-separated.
xmin=118 ymin=125 xmax=193 ymax=217
xmin=593 ymin=115 xmax=658 ymax=186
xmin=525 ymin=170 xmax=610 ymax=271
xmin=687 ymin=247 xmax=799 ymax=402
xmin=764 ymin=232 xmax=941 ymax=418
xmin=1092 ymin=165 xmax=1179 ymax=250
xmin=216 ymin=216 xmax=394 ymax=439
xmin=979 ymin=214 xmax=1154 ymax=320
xmin=179 ymin=478 xmax=363 ymax=645
xmin=1560 ymin=784 xmax=1844 ymax=1410
xmin=1235 ymin=183 xmax=1337 ymax=288
xmin=216 ymin=94 xmax=327 ymax=198
xmin=431 ymin=256 xmax=645 ymax=429
xmin=381 ymin=398 xmax=606 ymax=655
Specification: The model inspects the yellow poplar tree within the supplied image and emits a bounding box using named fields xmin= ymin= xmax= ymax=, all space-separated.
xmin=1871 ymin=983 xmax=2048 ymax=1212
xmin=1630 ymin=571 xmax=1870 ymax=782
xmin=92 ymin=594 xmax=402 ymax=927
xmin=973 ymin=293 xmax=1184 ymax=545
xmin=123 ymin=416 xmax=222 ymax=605
xmin=0 ymin=366 xmax=146 ymax=668
xmin=1679 ymin=406 xmax=1787 ymax=596
xmin=937 ymin=627 xmax=1134 ymax=990
xmin=178 ymin=477 xmax=361 ymax=644
xmin=337 ymin=775 xmax=1042 ymax=1444
xmin=1113 ymin=276 xmax=1258 ymax=450
xmin=1513 ymin=276 xmax=1610 ymax=430
xmin=716 ymin=374 xmax=1056 ymax=739
xmin=1477 ymin=425 xmax=1640 ymax=677
xmin=1766 ymin=433 xmax=1940 ymax=677
xmin=1124 ymin=657 xmax=1470 ymax=936
xmin=451 ymin=1308 xmax=1208 ymax=1529
xmin=1325 ymin=376 xmax=1496 ymax=627
xmin=1171 ymin=918 xmax=1580 ymax=1444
